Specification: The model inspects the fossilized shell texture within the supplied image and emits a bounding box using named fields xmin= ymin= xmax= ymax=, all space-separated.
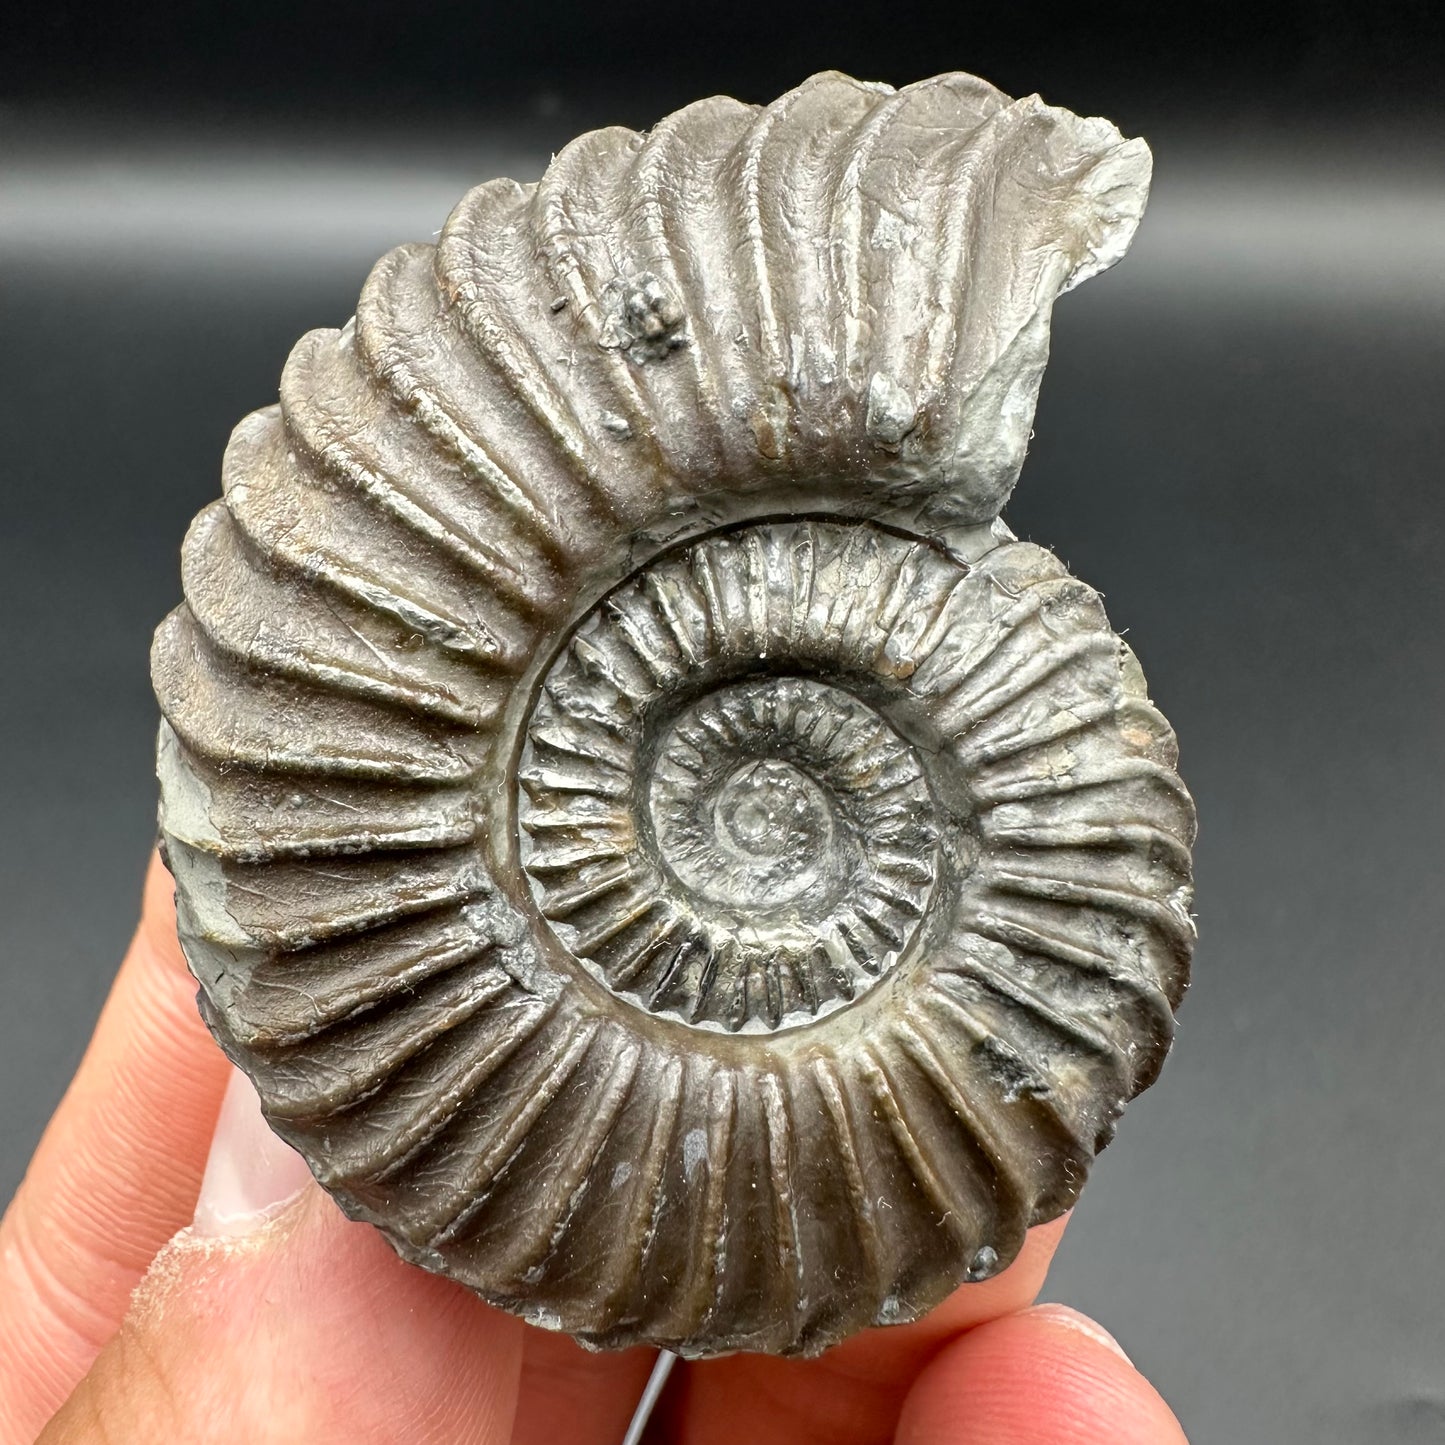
xmin=151 ymin=70 xmax=1194 ymax=1357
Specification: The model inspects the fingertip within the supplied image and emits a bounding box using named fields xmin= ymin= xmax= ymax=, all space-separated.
xmin=1022 ymin=1304 xmax=1131 ymax=1364
xmin=896 ymin=1305 xmax=1188 ymax=1444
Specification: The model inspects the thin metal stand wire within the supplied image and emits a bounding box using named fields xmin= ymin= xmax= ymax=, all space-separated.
xmin=620 ymin=1350 xmax=679 ymax=1445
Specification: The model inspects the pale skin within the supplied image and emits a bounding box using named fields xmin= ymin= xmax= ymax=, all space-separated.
xmin=0 ymin=854 xmax=1190 ymax=1443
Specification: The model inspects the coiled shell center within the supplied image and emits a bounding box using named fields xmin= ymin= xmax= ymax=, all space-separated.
xmin=517 ymin=528 xmax=947 ymax=1034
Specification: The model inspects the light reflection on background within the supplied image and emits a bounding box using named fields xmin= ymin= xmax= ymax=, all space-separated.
xmin=5 ymin=132 xmax=1445 ymax=305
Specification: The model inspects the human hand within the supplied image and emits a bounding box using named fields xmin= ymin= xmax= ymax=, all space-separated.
xmin=1 ymin=855 xmax=1189 ymax=1443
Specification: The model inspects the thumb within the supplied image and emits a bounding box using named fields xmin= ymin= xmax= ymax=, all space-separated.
xmin=39 ymin=1068 xmax=524 ymax=1445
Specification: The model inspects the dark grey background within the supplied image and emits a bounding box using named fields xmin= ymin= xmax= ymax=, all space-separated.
xmin=3 ymin=4 xmax=1443 ymax=1441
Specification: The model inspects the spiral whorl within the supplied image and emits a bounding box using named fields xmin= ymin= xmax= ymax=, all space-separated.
xmin=151 ymin=70 xmax=1191 ymax=1357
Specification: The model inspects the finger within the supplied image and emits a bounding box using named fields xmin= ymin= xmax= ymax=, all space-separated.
xmin=666 ymin=1216 xmax=1069 ymax=1445
xmin=895 ymin=1304 xmax=1189 ymax=1444
xmin=39 ymin=1069 xmax=524 ymax=1445
xmin=0 ymin=852 xmax=229 ymax=1442
xmin=510 ymin=1333 xmax=658 ymax=1445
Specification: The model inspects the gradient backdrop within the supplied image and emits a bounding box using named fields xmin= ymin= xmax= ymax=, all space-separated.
xmin=3 ymin=5 xmax=1443 ymax=1440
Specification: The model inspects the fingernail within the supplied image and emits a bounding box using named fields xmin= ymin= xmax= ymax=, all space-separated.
xmin=192 ymin=1066 xmax=314 ymax=1237
xmin=1027 ymin=1303 xmax=1133 ymax=1364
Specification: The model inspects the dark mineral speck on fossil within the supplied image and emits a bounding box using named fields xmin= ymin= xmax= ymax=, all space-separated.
xmin=151 ymin=69 xmax=1196 ymax=1357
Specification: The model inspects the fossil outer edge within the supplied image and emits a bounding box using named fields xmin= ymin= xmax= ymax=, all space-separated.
xmin=151 ymin=70 xmax=1195 ymax=1357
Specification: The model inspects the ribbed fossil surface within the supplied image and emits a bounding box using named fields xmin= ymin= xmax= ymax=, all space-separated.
xmin=152 ymin=70 xmax=1195 ymax=1357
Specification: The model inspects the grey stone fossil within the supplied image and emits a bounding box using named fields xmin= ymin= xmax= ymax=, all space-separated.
xmin=151 ymin=69 xmax=1195 ymax=1357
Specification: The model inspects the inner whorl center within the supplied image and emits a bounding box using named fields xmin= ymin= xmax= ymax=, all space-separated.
xmin=714 ymin=758 xmax=828 ymax=860
xmin=703 ymin=757 xmax=833 ymax=905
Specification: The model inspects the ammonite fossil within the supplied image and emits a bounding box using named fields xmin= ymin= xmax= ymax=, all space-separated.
xmin=152 ymin=70 xmax=1195 ymax=1357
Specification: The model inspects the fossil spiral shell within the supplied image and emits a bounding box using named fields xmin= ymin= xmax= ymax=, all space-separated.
xmin=152 ymin=70 xmax=1194 ymax=1357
